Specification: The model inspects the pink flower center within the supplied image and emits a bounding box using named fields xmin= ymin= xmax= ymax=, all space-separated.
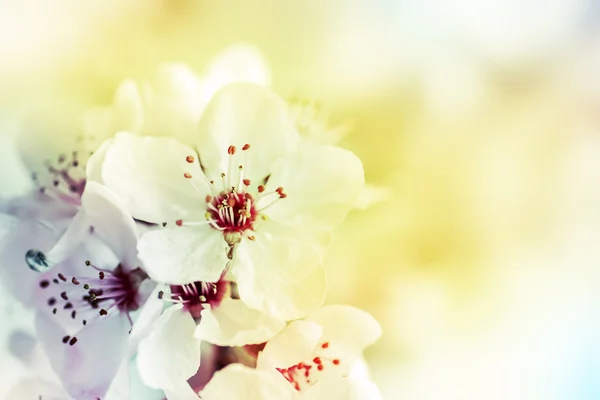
xmin=179 ymin=144 xmax=287 ymax=245
xmin=159 ymin=280 xmax=229 ymax=321
xmin=39 ymin=263 xmax=147 ymax=345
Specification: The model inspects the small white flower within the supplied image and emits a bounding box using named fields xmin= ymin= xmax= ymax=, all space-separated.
xmin=95 ymin=83 xmax=364 ymax=319
xmin=257 ymin=305 xmax=382 ymax=393
xmin=197 ymin=363 xmax=383 ymax=400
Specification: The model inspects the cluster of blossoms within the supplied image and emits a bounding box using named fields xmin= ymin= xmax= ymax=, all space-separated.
xmin=0 ymin=44 xmax=382 ymax=400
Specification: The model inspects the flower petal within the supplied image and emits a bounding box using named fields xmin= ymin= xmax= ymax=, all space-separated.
xmin=0 ymin=215 xmax=61 ymax=306
xmin=305 ymin=305 xmax=381 ymax=356
xmin=233 ymin=231 xmax=326 ymax=320
xmin=136 ymin=305 xmax=201 ymax=391
xmin=199 ymin=364 xmax=295 ymax=400
xmin=4 ymin=379 xmax=68 ymax=400
xmin=86 ymin=138 xmax=113 ymax=185
xmin=34 ymin=311 xmax=129 ymax=400
xmin=195 ymin=83 xmax=299 ymax=183
xmin=128 ymin=286 xmax=164 ymax=351
xmin=102 ymin=133 xmax=210 ymax=223
xmin=80 ymin=182 xmax=140 ymax=271
xmin=257 ymin=320 xmax=323 ymax=369
xmin=137 ymin=225 xmax=227 ymax=284
xmin=195 ymin=297 xmax=285 ymax=347
xmin=302 ymin=376 xmax=383 ymax=400
xmin=200 ymin=43 xmax=271 ymax=102
xmin=264 ymin=145 xmax=364 ymax=229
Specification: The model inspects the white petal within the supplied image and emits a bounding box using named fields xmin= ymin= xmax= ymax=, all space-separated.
xmin=103 ymin=359 xmax=131 ymax=400
xmin=136 ymin=305 xmax=201 ymax=391
xmin=302 ymin=376 xmax=382 ymax=400
xmin=195 ymin=83 xmax=299 ymax=183
xmin=81 ymin=182 xmax=139 ymax=270
xmin=163 ymin=383 xmax=200 ymax=400
xmin=265 ymin=145 xmax=364 ymax=229
xmin=102 ymin=133 xmax=210 ymax=223
xmin=4 ymin=379 xmax=69 ymax=400
xmin=34 ymin=311 xmax=129 ymax=400
xmin=128 ymin=285 xmax=164 ymax=351
xmin=257 ymin=320 xmax=323 ymax=369
xmin=138 ymin=225 xmax=227 ymax=284
xmin=41 ymin=209 xmax=90 ymax=266
xmin=305 ymin=305 xmax=381 ymax=356
xmin=195 ymin=298 xmax=285 ymax=347
xmin=200 ymin=364 xmax=295 ymax=400
xmin=233 ymin=231 xmax=326 ymax=320
xmin=201 ymin=43 xmax=271 ymax=102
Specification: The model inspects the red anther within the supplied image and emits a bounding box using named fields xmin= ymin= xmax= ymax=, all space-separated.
xmin=184 ymin=172 xmax=192 ymax=179
xmin=228 ymin=145 xmax=236 ymax=155
xmin=257 ymin=185 xmax=265 ymax=193
xmin=276 ymin=187 xmax=284 ymax=194
xmin=99 ymin=309 xmax=108 ymax=316
xmin=58 ymin=273 xmax=67 ymax=282
xmin=313 ymin=357 xmax=322 ymax=364
xmin=279 ymin=192 xmax=287 ymax=199
xmin=62 ymin=335 xmax=70 ymax=344
xmin=247 ymin=235 xmax=256 ymax=241
xmin=60 ymin=292 xmax=68 ymax=300
xmin=333 ymin=359 xmax=340 ymax=365
xmin=71 ymin=277 xmax=80 ymax=285
xmin=242 ymin=144 xmax=250 ymax=151
xmin=227 ymin=197 xmax=236 ymax=207
xmin=317 ymin=364 xmax=324 ymax=371
xmin=69 ymin=337 xmax=78 ymax=346
xmin=243 ymin=179 xmax=251 ymax=186
xmin=206 ymin=195 xmax=213 ymax=203
xmin=40 ymin=280 xmax=50 ymax=288
xmin=99 ymin=271 xmax=105 ymax=280
xmin=321 ymin=342 xmax=329 ymax=349
xmin=186 ymin=155 xmax=195 ymax=163
xmin=176 ymin=220 xmax=183 ymax=227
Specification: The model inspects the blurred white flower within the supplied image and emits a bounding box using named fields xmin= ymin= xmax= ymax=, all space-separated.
xmin=94 ymin=83 xmax=364 ymax=319
xmin=85 ymin=43 xmax=270 ymax=146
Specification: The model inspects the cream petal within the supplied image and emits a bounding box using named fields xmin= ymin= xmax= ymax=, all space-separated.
xmin=195 ymin=298 xmax=285 ymax=347
xmin=264 ymin=145 xmax=364 ymax=230
xmin=113 ymin=79 xmax=144 ymax=133
xmin=128 ymin=286 xmax=164 ymax=351
xmin=86 ymin=138 xmax=113 ymax=184
xmin=257 ymin=320 xmax=323 ymax=369
xmin=305 ymin=305 xmax=382 ymax=356
xmin=195 ymin=83 xmax=299 ymax=184
xmin=137 ymin=225 xmax=227 ymax=285
xmin=136 ymin=305 xmax=201 ymax=391
xmin=200 ymin=43 xmax=271 ymax=102
xmin=199 ymin=364 xmax=296 ymax=400
xmin=302 ymin=376 xmax=383 ymax=400
xmin=233 ymin=231 xmax=326 ymax=320
xmin=102 ymin=133 xmax=210 ymax=223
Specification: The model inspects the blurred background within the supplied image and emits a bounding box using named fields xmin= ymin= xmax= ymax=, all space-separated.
xmin=2 ymin=1 xmax=600 ymax=399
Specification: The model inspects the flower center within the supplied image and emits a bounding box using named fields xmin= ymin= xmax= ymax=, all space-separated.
xmin=33 ymin=151 xmax=88 ymax=206
xmin=39 ymin=263 xmax=147 ymax=345
xmin=276 ymin=341 xmax=342 ymax=392
xmin=159 ymin=280 xmax=230 ymax=321
xmin=179 ymin=144 xmax=287 ymax=245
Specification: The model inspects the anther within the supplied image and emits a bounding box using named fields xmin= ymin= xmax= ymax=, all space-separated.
xmin=85 ymin=260 xmax=91 ymax=266
xmin=186 ymin=156 xmax=195 ymax=163
xmin=184 ymin=172 xmax=192 ymax=179
xmin=242 ymin=144 xmax=250 ymax=151
xmin=257 ymin=185 xmax=265 ymax=193
xmin=228 ymin=145 xmax=236 ymax=155
xmin=176 ymin=220 xmax=183 ymax=227
xmin=206 ymin=195 xmax=212 ymax=203
xmin=99 ymin=272 xmax=105 ymax=280
xmin=243 ymin=179 xmax=251 ymax=186
xmin=58 ymin=273 xmax=67 ymax=282
xmin=71 ymin=277 xmax=80 ymax=285
xmin=99 ymin=309 xmax=108 ymax=316
xmin=62 ymin=336 xmax=70 ymax=344
xmin=60 ymin=292 xmax=68 ymax=300
xmin=69 ymin=337 xmax=77 ymax=346
xmin=39 ymin=280 xmax=50 ymax=288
